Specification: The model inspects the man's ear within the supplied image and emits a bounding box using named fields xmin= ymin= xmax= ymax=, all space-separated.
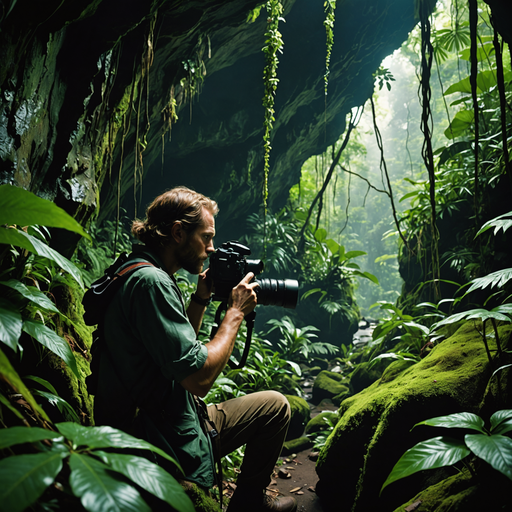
xmin=170 ymin=221 xmax=186 ymax=244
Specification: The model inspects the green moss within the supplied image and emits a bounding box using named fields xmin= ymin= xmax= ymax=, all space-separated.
xmin=312 ymin=370 xmax=349 ymax=405
xmin=349 ymin=361 xmax=382 ymax=393
xmin=305 ymin=411 xmax=338 ymax=435
xmin=179 ymin=481 xmax=221 ymax=512
xmin=282 ymin=436 xmax=313 ymax=455
xmin=315 ymin=322 xmax=512 ymax=512
xmin=285 ymin=395 xmax=310 ymax=440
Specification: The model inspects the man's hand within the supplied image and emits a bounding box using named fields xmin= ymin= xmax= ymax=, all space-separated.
xmin=229 ymin=272 xmax=259 ymax=316
xmin=196 ymin=268 xmax=213 ymax=300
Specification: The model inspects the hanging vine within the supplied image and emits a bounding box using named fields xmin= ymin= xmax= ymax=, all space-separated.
xmin=419 ymin=0 xmax=440 ymax=299
xmin=323 ymin=0 xmax=336 ymax=130
xmin=261 ymin=0 xmax=284 ymax=248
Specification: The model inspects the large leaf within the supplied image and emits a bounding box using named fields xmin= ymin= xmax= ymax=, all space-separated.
xmin=476 ymin=211 xmax=512 ymax=237
xmin=465 ymin=434 xmax=512 ymax=481
xmin=33 ymin=389 xmax=81 ymax=423
xmin=0 ymin=279 xmax=60 ymax=314
xmin=69 ymin=453 xmax=150 ymax=512
xmin=381 ymin=436 xmax=470 ymax=493
xmin=0 ymin=347 xmax=50 ymax=422
xmin=0 ymin=451 xmax=66 ymax=512
xmin=94 ymin=451 xmax=195 ymax=512
xmin=0 ymin=425 xmax=62 ymax=450
xmin=414 ymin=412 xmax=486 ymax=433
xmin=0 ymin=298 xmax=23 ymax=351
xmin=57 ymin=423 xmax=182 ymax=472
xmin=22 ymin=319 xmax=79 ymax=378
xmin=490 ymin=410 xmax=512 ymax=436
xmin=0 ymin=226 xmax=36 ymax=252
xmin=0 ymin=184 xmax=90 ymax=239
xmin=444 ymin=110 xmax=474 ymax=140
xmin=466 ymin=268 xmax=512 ymax=294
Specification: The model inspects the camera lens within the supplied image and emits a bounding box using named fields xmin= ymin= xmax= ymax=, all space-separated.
xmin=246 ymin=259 xmax=264 ymax=276
xmin=255 ymin=278 xmax=299 ymax=309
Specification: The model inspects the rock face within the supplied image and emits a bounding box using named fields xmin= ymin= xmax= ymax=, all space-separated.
xmin=315 ymin=321 xmax=512 ymax=511
xmin=1 ymin=0 xmax=435 ymax=244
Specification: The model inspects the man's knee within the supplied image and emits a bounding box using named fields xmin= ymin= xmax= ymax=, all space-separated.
xmin=263 ymin=390 xmax=291 ymax=423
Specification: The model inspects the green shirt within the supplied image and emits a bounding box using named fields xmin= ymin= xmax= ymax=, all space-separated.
xmin=96 ymin=247 xmax=214 ymax=488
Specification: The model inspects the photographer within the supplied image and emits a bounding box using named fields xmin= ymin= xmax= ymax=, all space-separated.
xmin=93 ymin=187 xmax=296 ymax=512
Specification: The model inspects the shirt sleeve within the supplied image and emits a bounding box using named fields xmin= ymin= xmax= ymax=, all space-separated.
xmin=124 ymin=267 xmax=208 ymax=383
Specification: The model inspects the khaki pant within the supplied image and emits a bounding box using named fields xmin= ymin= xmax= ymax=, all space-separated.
xmin=207 ymin=390 xmax=291 ymax=489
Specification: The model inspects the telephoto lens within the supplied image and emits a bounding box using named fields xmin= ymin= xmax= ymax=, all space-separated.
xmin=255 ymin=278 xmax=299 ymax=309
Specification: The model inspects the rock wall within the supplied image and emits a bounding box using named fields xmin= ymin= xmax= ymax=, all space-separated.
xmin=1 ymin=0 xmax=434 ymax=245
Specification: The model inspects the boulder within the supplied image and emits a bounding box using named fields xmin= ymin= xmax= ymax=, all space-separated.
xmin=315 ymin=321 xmax=512 ymax=512
xmin=312 ymin=370 xmax=350 ymax=405
xmin=284 ymin=395 xmax=311 ymax=441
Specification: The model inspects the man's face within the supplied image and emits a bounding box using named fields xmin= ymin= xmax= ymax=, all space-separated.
xmin=177 ymin=208 xmax=216 ymax=274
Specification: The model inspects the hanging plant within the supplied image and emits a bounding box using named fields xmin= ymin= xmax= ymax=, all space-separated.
xmin=323 ymin=0 xmax=336 ymax=97
xmin=261 ymin=0 xmax=284 ymax=230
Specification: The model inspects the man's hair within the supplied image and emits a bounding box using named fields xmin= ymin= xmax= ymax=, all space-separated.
xmin=131 ymin=187 xmax=218 ymax=249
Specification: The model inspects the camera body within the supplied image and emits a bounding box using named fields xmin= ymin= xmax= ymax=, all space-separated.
xmin=208 ymin=241 xmax=298 ymax=309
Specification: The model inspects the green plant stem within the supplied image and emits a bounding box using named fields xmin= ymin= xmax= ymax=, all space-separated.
xmin=481 ymin=319 xmax=493 ymax=367
xmin=490 ymin=318 xmax=502 ymax=355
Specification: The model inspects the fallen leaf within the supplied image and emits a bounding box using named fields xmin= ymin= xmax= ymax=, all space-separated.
xmin=308 ymin=487 xmax=316 ymax=493
xmin=290 ymin=487 xmax=302 ymax=493
xmin=296 ymin=491 xmax=304 ymax=495
xmin=405 ymin=500 xmax=422 ymax=512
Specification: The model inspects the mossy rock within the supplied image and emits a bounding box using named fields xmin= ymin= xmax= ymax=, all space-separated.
xmin=315 ymin=321 xmax=512 ymax=512
xmin=281 ymin=436 xmax=313 ymax=455
xmin=312 ymin=370 xmax=349 ymax=405
xmin=284 ymin=395 xmax=310 ymax=440
xmin=305 ymin=411 xmax=339 ymax=435
xmin=179 ymin=481 xmax=221 ymax=512
xmin=348 ymin=361 xmax=382 ymax=394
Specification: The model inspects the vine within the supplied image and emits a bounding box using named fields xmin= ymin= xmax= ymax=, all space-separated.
xmin=323 ymin=1 xmax=336 ymax=111
xmin=261 ymin=0 xmax=284 ymax=246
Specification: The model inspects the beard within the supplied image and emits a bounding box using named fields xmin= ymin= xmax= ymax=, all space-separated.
xmin=177 ymin=242 xmax=206 ymax=274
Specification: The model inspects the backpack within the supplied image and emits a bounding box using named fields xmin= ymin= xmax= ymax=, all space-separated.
xmin=82 ymin=254 xmax=155 ymax=395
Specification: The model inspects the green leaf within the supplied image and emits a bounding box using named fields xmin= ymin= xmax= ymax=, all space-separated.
xmin=381 ymin=437 xmax=470 ymax=493
xmin=33 ymin=389 xmax=81 ymax=423
xmin=465 ymin=434 xmax=512 ymax=481
xmin=300 ymin=288 xmax=322 ymax=301
xmin=94 ymin=452 xmax=195 ymax=512
xmin=444 ymin=110 xmax=474 ymax=140
xmin=0 ymin=347 xmax=50 ymax=422
xmin=0 ymin=298 xmax=23 ymax=351
xmin=354 ymin=271 xmax=379 ymax=285
xmin=57 ymin=423 xmax=183 ymax=473
xmin=414 ymin=412 xmax=486 ymax=433
xmin=490 ymin=410 xmax=512 ymax=435
xmin=0 ymin=425 xmax=63 ymax=450
xmin=0 ymin=184 xmax=90 ymax=240
xmin=325 ymin=238 xmax=340 ymax=255
xmin=286 ymin=360 xmax=302 ymax=376
xmin=0 ymin=226 xmax=36 ymax=252
xmin=466 ymin=269 xmax=512 ymax=293
xmin=69 ymin=453 xmax=150 ymax=512
xmin=0 ymin=279 xmax=60 ymax=314
xmin=437 ymin=141 xmax=472 ymax=167
xmin=22 ymin=319 xmax=79 ymax=378
xmin=314 ymin=228 xmax=327 ymax=242
xmin=476 ymin=211 xmax=512 ymax=237
xmin=344 ymin=250 xmax=366 ymax=259
xmin=0 ymin=451 xmax=66 ymax=512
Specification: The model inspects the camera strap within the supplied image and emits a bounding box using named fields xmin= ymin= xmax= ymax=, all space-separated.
xmin=211 ymin=303 xmax=256 ymax=370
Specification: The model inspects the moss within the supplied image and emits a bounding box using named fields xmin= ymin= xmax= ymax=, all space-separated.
xmin=305 ymin=411 xmax=338 ymax=435
xmin=179 ymin=481 xmax=221 ymax=512
xmin=285 ymin=395 xmax=310 ymax=440
xmin=282 ymin=436 xmax=313 ymax=455
xmin=315 ymin=321 xmax=512 ymax=512
xmin=312 ymin=370 xmax=349 ymax=405
xmin=349 ymin=361 xmax=382 ymax=394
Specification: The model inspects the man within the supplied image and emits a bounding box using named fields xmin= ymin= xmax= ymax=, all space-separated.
xmin=94 ymin=187 xmax=297 ymax=512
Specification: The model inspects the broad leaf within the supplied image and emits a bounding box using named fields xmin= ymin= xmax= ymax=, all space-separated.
xmin=381 ymin=436 xmax=470 ymax=493
xmin=490 ymin=410 xmax=512 ymax=436
xmin=286 ymin=360 xmax=302 ymax=376
xmin=476 ymin=211 xmax=512 ymax=237
xmin=0 ymin=347 xmax=50 ymax=422
xmin=69 ymin=453 xmax=150 ymax=512
xmin=0 ymin=226 xmax=36 ymax=252
xmin=57 ymin=423 xmax=182 ymax=472
xmin=0 ymin=298 xmax=23 ymax=351
xmin=314 ymin=228 xmax=327 ymax=242
xmin=94 ymin=451 xmax=195 ymax=512
xmin=0 ymin=425 xmax=62 ymax=450
xmin=414 ymin=412 xmax=486 ymax=433
xmin=0 ymin=184 xmax=90 ymax=239
xmin=33 ymin=389 xmax=81 ymax=423
xmin=465 ymin=434 xmax=512 ymax=481
xmin=444 ymin=110 xmax=474 ymax=140
xmin=22 ymin=319 xmax=79 ymax=378
xmin=0 ymin=279 xmax=60 ymax=314
xmin=466 ymin=269 xmax=512 ymax=294
xmin=325 ymin=238 xmax=340 ymax=255
xmin=0 ymin=451 xmax=66 ymax=512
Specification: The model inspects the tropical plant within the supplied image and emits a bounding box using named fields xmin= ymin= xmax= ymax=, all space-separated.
xmin=0 ymin=422 xmax=194 ymax=512
xmin=266 ymin=315 xmax=338 ymax=363
xmin=381 ymin=410 xmax=512 ymax=493
xmin=307 ymin=413 xmax=337 ymax=451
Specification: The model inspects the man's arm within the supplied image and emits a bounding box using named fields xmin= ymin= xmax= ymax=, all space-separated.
xmin=180 ymin=273 xmax=258 ymax=397
xmin=187 ymin=269 xmax=212 ymax=335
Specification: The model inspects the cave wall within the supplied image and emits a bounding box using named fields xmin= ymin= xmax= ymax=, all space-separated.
xmin=1 ymin=0 xmax=435 ymax=245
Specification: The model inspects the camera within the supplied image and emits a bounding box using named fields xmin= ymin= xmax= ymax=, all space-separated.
xmin=208 ymin=241 xmax=298 ymax=309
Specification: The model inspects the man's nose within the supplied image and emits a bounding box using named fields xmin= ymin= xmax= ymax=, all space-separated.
xmin=207 ymin=242 xmax=215 ymax=254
